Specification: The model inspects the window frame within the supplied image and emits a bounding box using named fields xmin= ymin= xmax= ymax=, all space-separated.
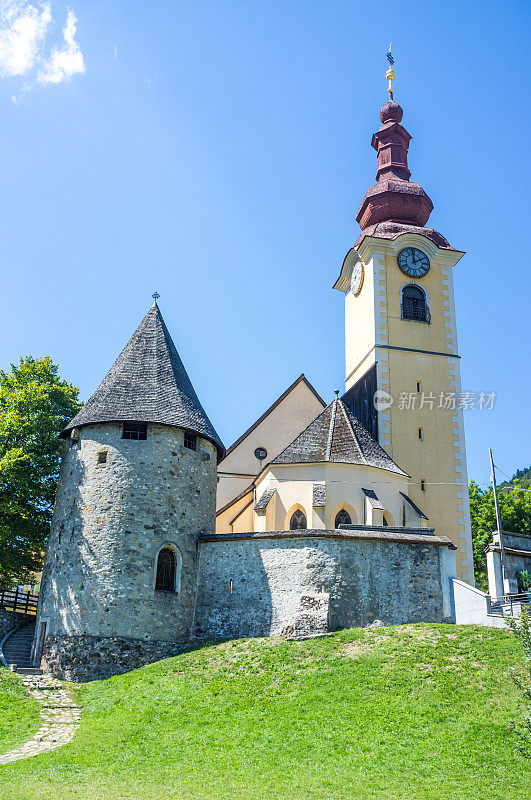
xmin=183 ymin=429 xmax=197 ymax=451
xmin=334 ymin=508 xmax=352 ymax=528
xmin=400 ymin=283 xmax=430 ymax=324
xmin=154 ymin=545 xmax=182 ymax=593
xmin=122 ymin=421 xmax=147 ymax=440
xmin=289 ymin=509 xmax=307 ymax=530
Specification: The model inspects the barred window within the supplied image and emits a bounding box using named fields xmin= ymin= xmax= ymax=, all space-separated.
xmin=122 ymin=422 xmax=147 ymax=440
xmin=334 ymin=509 xmax=352 ymax=528
xmin=155 ymin=548 xmax=176 ymax=592
xmin=401 ymin=285 xmax=430 ymax=323
xmin=290 ymin=509 xmax=307 ymax=530
xmin=184 ymin=430 xmax=197 ymax=451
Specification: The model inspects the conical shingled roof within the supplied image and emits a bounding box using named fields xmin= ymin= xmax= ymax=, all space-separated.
xmin=272 ymin=398 xmax=407 ymax=475
xmin=62 ymin=303 xmax=224 ymax=459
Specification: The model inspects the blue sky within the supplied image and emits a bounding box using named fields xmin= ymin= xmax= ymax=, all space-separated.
xmin=0 ymin=0 xmax=529 ymax=486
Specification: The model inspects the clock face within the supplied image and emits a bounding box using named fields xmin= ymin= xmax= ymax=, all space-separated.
xmin=351 ymin=261 xmax=364 ymax=296
xmin=397 ymin=247 xmax=430 ymax=278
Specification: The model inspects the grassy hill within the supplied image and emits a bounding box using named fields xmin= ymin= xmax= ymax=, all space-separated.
xmin=0 ymin=671 xmax=40 ymax=753
xmin=1 ymin=624 xmax=530 ymax=800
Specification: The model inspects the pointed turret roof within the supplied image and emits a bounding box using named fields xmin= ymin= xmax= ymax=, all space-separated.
xmin=272 ymin=398 xmax=407 ymax=476
xmin=63 ymin=303 xmax=224 ymax=459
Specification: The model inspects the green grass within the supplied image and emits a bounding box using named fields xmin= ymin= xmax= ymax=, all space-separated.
xmin=0 ymin=670 xmax=41 ymax=753
xmin=1 ymin=624 xmax=530 ymax=800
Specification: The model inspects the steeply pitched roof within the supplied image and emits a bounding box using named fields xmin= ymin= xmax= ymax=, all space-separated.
xmin=272 ymin=398 xmax=407 ymax=476
xmin=254 ymin=488 xmax=275 ymax=511
xmin=222 ymin=374 xmax=325 ymax=461
xmin=63 ymin=303 xmax=224 ymax=459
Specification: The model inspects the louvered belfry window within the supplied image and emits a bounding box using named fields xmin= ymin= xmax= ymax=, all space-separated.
xmin=401 ymin=285 xmax=429 ymax=323
xmin=334 ymin=509 xmax=352 ymax=528
xmin=290 ymin=509 xmax=307 ymax=530
xmin=155 ymin=548 xmax=176 ymax=591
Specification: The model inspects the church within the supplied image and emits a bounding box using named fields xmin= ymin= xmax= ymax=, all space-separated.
xmin=33 ymin=64 xmax=473 ymax=680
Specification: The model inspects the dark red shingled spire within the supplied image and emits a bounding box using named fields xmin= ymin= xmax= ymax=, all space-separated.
xmin=356 ymin=95 xmax=433 ymax=230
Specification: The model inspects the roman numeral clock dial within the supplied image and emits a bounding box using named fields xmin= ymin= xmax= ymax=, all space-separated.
xmin=397 ymin=247 xmax=430 ymax=278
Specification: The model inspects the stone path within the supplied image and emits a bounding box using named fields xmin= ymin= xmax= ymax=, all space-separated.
xmin=0 ymin=673 xmax=80 ymax=764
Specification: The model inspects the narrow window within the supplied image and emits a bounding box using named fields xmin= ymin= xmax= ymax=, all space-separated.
xmin=155 ymin=548 xmax=176 ymax=592
xmin=184 ymin=430 xmax=197 ymax=451
xmin=421 ymin=479 xmax=426 ymax=491
xmin=418 ymin=427 xmax=423 ymax=440
xmin=290 ymin=509 xmax=307 ymax=530
xmin=97 ymin=451 xmax=107 ymax=464
xmin=416 ymin=381 xmax=422 ymax=393
xmin=401 ymin=285 xmax=430 ymax=323
xmin=334 ymin=509 xmax=352 ymax=528
xmin=229 ymin=579 xmax=233 ymax=595
xmin=122 ymin=422 xmax=147 ymax=440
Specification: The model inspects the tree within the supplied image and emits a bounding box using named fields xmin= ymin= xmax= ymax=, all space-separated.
xmin=469 ymin=479 xmax=531 ymax=591
xmin=0 ymin=357 xmax=80 ymax=589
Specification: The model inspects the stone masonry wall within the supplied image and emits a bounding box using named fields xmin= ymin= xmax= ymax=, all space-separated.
xmin=0 ymin=609 xmax=27 ymax=641
xmin=193 ymin=532 xmax=456 ymax=640
xmin=42 ymin=634 xmax=185 ymax=682
xmin=36 ymin=422 xmax=217 ymax=645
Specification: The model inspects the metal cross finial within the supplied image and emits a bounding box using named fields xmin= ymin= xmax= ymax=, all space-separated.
xmin=385 ymin=42 xmax=396 ymax=99
xmin=152 ymin=292 xmax=160 ymax=302
xmin=334 ymin=389 xmax=340 ymax=398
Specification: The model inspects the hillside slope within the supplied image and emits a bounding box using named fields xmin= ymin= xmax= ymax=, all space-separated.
xmin=0 ymin=624 xmax=530 ymax=800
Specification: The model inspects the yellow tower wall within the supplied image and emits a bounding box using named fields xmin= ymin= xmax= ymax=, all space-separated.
xmin=336 ymin=233 xmax=474 ymax=584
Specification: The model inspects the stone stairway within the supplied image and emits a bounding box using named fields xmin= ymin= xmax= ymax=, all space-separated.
xmin=2 ymin=623 xmax=42 ymax=675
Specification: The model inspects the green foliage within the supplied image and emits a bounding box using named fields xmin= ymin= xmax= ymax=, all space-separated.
xmin=0 ymin=624 xmax=529 ymax=800
xmin=504 ymin=607 xmax=531 ymax=756
xmin=0 ymin=356 xmax=80 ymax=588
xmin=517 ymin=570 xmax=531 ymax=592
xmin=469 ymin=479 xmax=531 ymax=591
xmin=501 ymin=465 xmax=531 ymax=492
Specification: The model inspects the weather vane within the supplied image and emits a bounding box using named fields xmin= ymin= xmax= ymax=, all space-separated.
xmin=386 ymin=42 xmax=396 ymax=100
xmin=152 ymin=291 xmax=160 ymax=302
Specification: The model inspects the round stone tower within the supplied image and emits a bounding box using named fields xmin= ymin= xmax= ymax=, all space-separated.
xmin=35 ymin=302 xmax=224 ymax=680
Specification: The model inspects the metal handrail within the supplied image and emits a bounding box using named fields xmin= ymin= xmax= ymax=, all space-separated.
xmin=489 ymin=591 xmax=531 ymax=616
xmin=0 ymin=589 xmax=39 ymax=616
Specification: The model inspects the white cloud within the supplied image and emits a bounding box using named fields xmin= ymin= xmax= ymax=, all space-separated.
xmin=0 ymin=1 xmax=51 ymax=77
xmin=38 ymin=9 xmax=84 ymax=84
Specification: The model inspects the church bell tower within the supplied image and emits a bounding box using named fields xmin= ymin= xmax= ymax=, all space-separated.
xmin=334 ymin=56 xmax=474 ymax=584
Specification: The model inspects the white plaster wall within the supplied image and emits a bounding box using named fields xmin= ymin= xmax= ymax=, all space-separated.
xmin=217 ymin=380 xmax=325 ymax=510
xmin=255 ymin=462 xmax=410 ymax=531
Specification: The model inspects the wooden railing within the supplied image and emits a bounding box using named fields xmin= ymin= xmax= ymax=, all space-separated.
xmin=0 ymin=589 xmax=39 ymax=616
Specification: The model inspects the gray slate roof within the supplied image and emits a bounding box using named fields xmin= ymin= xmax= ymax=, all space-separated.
xmin=272 ymin=398 xmax=407 ymax=476
xmin=254 ymin=488 xmax=275 ymax=511
xmin=63 ymin=303 xmax=224 ymax=459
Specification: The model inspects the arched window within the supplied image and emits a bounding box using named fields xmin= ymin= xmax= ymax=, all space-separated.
xmin=401 ymin=284 xmax=430 ymax=323
xmin=155 ymin=548 xmax=177 ymax=592
xmin=290 ymin=509 xmax=307 ymax=530
xmin=334 ymin=509 xmax=352 ymax=528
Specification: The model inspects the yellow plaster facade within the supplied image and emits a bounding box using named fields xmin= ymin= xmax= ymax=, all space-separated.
xmin=216 ymin=375 xmax=325 ymax=512
xmin=334 ymin=232 xmax=474 ymax=583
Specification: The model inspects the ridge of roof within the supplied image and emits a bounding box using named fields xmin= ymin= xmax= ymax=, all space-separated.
xmin=63 ymin=303 xmax=224 ymax=459
xmin=221 ymin=374 xmax=326 ymax=460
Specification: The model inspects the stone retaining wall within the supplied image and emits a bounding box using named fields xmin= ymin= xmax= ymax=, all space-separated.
xmin=193 ymin=531 xmax=457 ymax=640
xmin=42 ymin=634 xmax=185 ymax=681
xmin=0 ymin=609 xmax=27 ymax=641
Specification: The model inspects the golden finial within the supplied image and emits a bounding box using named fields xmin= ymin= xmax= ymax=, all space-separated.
xmin=386 ymin=42 xmax=395 ymax=100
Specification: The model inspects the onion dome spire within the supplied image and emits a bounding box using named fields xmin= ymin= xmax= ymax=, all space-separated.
xmin=355 ymin=49 xmax=434 ymax=231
